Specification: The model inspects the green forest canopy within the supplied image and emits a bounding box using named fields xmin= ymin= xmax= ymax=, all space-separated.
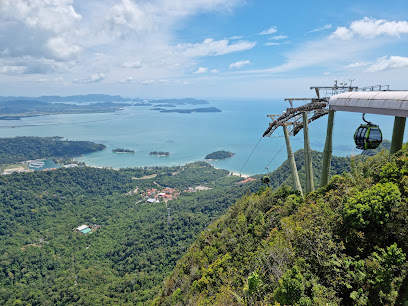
xmin=0 ymin=136 xmax=106 ymax=164
xmin=156 ymin=144 xmax=408 ymax=305
xmin=0 ymin=135 xmax=388 ymax=305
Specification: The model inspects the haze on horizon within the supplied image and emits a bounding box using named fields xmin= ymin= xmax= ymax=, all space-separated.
xmin=1 ymin=0 xmax=408 ymax=99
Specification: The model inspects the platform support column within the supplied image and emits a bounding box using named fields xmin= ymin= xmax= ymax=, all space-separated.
xmin=283 ymin=125 xmax=303 ymax=196
xmin=321 ymin=110 xmax=335 ymax=187
xmin=303 ymin=112 xmax=314 ymax=193
xmin=390 ymin=117 xmax=406 ymax=154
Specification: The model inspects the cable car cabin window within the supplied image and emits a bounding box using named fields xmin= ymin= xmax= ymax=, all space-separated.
xmin=354 ymin=126 xmax=368 ymax=149
xmin=368 ymin=128 xmax=382 ymax=142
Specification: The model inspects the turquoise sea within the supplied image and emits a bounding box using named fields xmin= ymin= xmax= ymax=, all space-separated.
xmin=0 ymin=99 xmax=403 ymax=175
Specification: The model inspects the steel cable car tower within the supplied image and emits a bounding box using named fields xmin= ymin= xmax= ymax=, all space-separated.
xmin=263 ymin=81 xmax=407 ymax=194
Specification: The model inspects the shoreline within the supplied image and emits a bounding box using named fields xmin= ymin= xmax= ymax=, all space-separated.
xmin=205 ymin=161 xmax=251 ymax=178
xmin=79 ymin=158 xmax=254 ymax=178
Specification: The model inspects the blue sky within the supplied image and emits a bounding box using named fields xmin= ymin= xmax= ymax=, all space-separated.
xmin=1 ymin=0 xmax=408 ymax=98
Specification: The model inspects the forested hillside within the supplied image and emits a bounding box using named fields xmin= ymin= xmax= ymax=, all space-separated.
xmin=0 ymin=136 xmax=106 ymax=164
xmin=264 ymin=149 xmax=350 ymax=192
xmin=0 ymin=162 xmax=261 ymax=305
xmin=156 ymin=145 xmax=408 ymax=305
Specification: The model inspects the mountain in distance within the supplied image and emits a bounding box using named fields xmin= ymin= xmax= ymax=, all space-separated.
xmin=148 ymin=98 xmax=209 ymax=105
xmin=0 ymin=94 xmax=136 ymax=103
xmin=160 ymin=107 xmax=221 ymax=114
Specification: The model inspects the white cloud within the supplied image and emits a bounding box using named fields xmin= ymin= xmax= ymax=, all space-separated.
xmin=244 ymin=35 xmax=380 ymax=75
xmin=73 ymin=73 xmax=106 ymax=83
xmin=156 ymin=0 xmax=244 ymax=17
xmin=0 ymin=0 xmax=82 ymax=61
xmin=259 ymin=26 xmax=277 ymax=35
xmin=242 ymin=17 xmax=408 ymax=76
xmin=264 ymin=42 xmax=280 ymax=46
xmin=46 ymin=37 xmax=81 ymax=61
xmin=210 ymin=69 xmax=219 ymax=73
xmin=309 ymin=24 xmax=332 ymax=33
xmin=345 ymin=62 xmax=370 ymax=69
xmin=1 ymin=0 xmax=81 ymax=33
xmin=366 ymin=56 xmax=408 ymax=72
xmin=229 ymin=60 xmax=250 ymax=69
xmin=330 ymin=17 xmax=408 ymax=40
xmin=120 ymin=76 xmax=135 ymax=84
xmin=269 ymin=35 xmax=287 ymax=40
xmin=330 ymin=27 xmax=353 ymax=40
xmin=229 ymin=35 xmax=244 ymax=40
xmin=176 ymin=38 xmax=256 ymax=57
xmin=1 ymin=65 xmax=26 ymax=74
xmin=0 ymin=0 xmax=246 ymax=82
xmin=141 ymin=79 xmax=155 ymax=85
xmin=122 ymin=60 xmax=143 ymax=68
xmin=194 ymin=67 xmax=208 ymax=74
xmin=106 ymin=0 xmax=153 ymax=34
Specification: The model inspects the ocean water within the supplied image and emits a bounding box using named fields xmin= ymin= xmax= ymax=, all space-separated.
xmin=0 ymin=99 xmax=403 ymax=175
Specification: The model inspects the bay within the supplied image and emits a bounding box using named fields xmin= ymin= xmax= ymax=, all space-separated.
xmin=0 ymin=99 xmax=402 ymax=175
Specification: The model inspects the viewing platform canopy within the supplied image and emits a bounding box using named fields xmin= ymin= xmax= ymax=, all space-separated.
xmin=329 ymin=91 xmax=408 ymax=117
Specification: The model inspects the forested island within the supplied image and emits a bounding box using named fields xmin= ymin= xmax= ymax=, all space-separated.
xmin=160 ymin=107 xmax=221 ymax=114
xmin=112 ymin=148 xmax=134 ymax=153
xmin=0 ymin=136 xmax=106 ymax=164
xmin=155 ymin=104 xmax=176 ymax=107
xmin=0 ymin=96 xmax=221 ymax=119
xmin=148 ymin=98 xmax=208 ymax=105
xmin=149 ymin=151 xmax=170 ymax=156
xmin=205 ymin=150 xmax=235 ymax=160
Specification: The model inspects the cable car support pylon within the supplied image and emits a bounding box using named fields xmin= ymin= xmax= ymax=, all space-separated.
xmin=263 ymin=81 xmax=408 ymax=193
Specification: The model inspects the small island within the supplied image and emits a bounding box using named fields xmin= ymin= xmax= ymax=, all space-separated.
xmin=112 ymin=148 xmax=134 ymax=154
xmin=205 ymin=150 xmax=235 ymax=160
xmin=149 ymin=151 xmax=170 ymax=156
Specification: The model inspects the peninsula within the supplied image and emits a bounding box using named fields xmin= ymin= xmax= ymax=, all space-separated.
xmin=0 ymin=100 xmax=131 ymax=120
xmin=205 ymin=150 xmax=235 ymax=160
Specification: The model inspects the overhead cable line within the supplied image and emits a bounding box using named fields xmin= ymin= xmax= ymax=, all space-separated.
xmin=239 ymin=136 xmax=263 ymax=176
xmin=260 ymin=143 xmax=286 ymax=174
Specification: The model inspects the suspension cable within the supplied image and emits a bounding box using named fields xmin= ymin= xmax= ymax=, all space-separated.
xmin=239 ymin=136 xmax=263 ymax=176
xmin=260 ymin=143 xmax=286 ymax=174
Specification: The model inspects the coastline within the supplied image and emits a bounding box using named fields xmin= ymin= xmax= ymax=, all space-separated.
xmin=205 ymin=161 xmax=251 ymax=178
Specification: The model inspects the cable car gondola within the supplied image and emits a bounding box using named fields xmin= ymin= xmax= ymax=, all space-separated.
xmin=261 ymin=166 xmax=271 ymax=186
xmin=354 ymin=113 xmax=382 ymax=150
xmin=261 ymin=175 xmax=270 ymax=185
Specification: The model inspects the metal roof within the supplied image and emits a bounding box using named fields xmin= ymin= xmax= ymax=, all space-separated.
xmin=76 ymin=225 xmax=88 ymax=231
xmin=329 ymin=91 xmax=408 ymax=117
